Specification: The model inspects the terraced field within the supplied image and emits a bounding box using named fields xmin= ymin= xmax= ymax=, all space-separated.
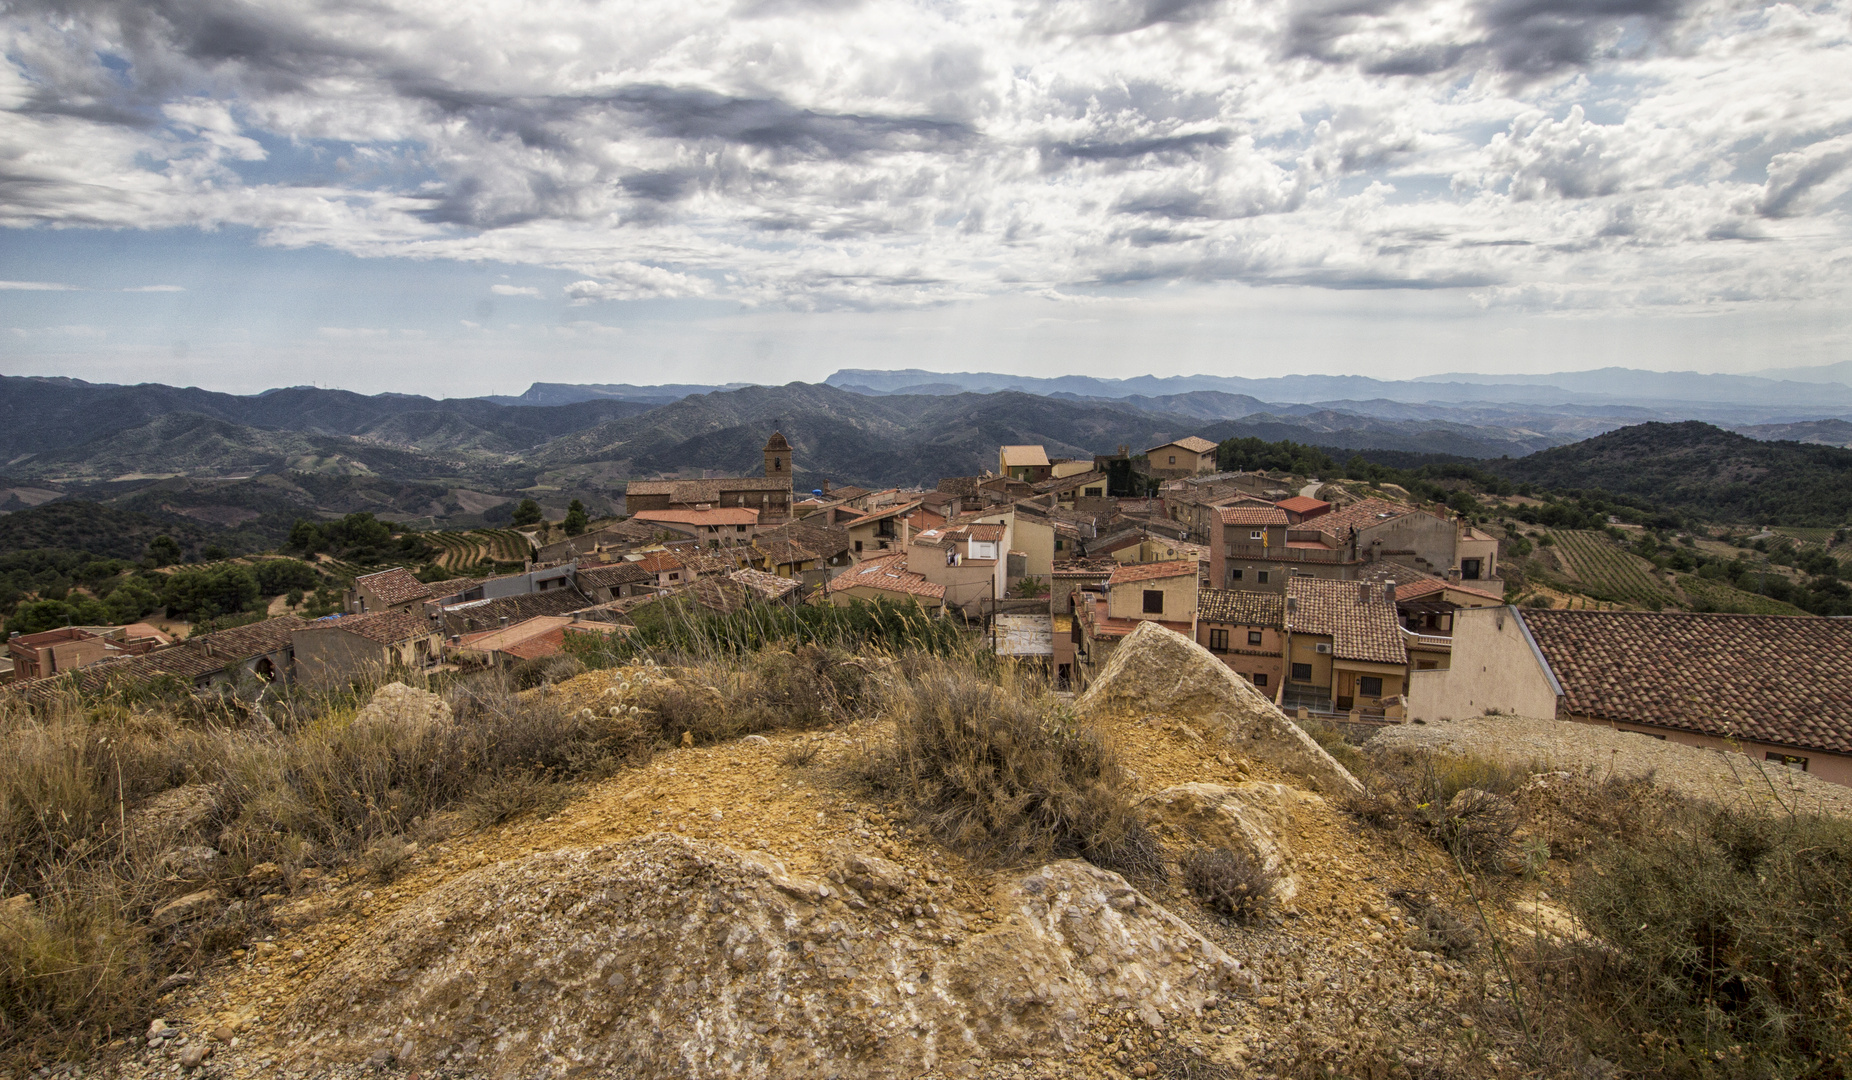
xmin=428 ymin=528 xmax=534 ymax=571
xmin=1548 ymin=530 xmax=1678 ymax=609
xmin=1675 ymin=574 xmax=1811 ymax=616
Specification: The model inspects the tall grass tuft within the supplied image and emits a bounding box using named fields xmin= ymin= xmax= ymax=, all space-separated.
xmin=857 ymin=659 xmax=1161 ymax=878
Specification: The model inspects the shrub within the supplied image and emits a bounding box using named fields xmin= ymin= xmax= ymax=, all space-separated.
xmin=1566 ymin=807 xmax=1852 ymax=1078
xmin=860 ymin=662 xmax=1160 ymax=878
xmin=1181 ymin=846 xmax=1274 ymax=923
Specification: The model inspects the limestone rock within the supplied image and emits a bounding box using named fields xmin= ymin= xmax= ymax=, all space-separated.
xmin=283 ymin=833 xmax=1241 ymax=1079
xmin=1138 ymin=783 xmax=1321 ymax=902
xmin=152 ymin=889 xmax=221 ymax=927
xmin=353 ymin=682 xmax=452 ymax=734
xmin=159 ymin=845 xmax=220 ymax=879
xmin=127 ymin=784 xmax=219 ymax=846
xmin=1075 ymin=621 xmax=1363 ymax=797
xmin=826 ymin=845 xmax=911 ymax=900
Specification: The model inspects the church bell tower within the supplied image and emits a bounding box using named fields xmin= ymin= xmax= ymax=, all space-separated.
xmin=763 ymin=431 xmax=792 ymax=481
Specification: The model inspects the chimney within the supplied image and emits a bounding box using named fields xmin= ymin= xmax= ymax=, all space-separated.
xmin=1384 ymin=580 xmax=1397 ymax=605
xmin=1358 ymin=581 xmax=1372 ymax=603
xmin=1286 ymin=595 xmax=1297 ymax=614
xmin=822 ymin=478 xmax=832 ymax=495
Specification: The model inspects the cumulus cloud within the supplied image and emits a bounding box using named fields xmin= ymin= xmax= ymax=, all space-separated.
xmin=0 ymin=0 xmax=1846 ymax=313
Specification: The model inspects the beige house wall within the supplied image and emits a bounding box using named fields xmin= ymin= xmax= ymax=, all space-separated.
xmin=1285 ymin=635 xmax=1335 ymax=691
xmin=1011 ymin=515 xmax=1056 ymax=583
xmin=293 ymin=628 xmax=440 ymax=688
xmin=1197 ymin=622 xmax=1284 ymax=691
xmin=1106 ymin=575 xmax=1197 ymax=622
xmin=1406 ymin=606 xmax=1560 ymax=722
xmin=1051 ymin=460 xmax=1095 ymax=479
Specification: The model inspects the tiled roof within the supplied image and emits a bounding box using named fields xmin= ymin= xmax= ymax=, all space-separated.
xmin=755 ymin=520 xmax=852 ymax=563
xmin=1198 ymin=589 xmax=1285 ymax=627
xmin=1285 ymin=577 xmax=1407 ymax=666
xmin=1518 ymin=610 xmax=1852 ymax=755
xmin=625 ymin=478 xmax=791 ymax=502
xmin=309 ymin=611 xmax=433 ymax=646
xmin=936 ymin=476 xmax=981 ymax=497
xmin=964 ymin=523 xmax=1006 ymax=542
xmin=1148 ymin=436 xmax=1218 ymax=455
xmin=1219 ymin=505 xmax=1289 ymax=526
xmin=635 ymin=551 xmax=684 ymax=574
xmin=421 ymin=577 xmax=483 ymax=600
xmin=633 ymin=507 xmax=761 ymax=526
xmin=1306 ymin=497 xmax=1423 ymax=539
xmin=845 ymin=500 xmax=924 ymax=525
xmin=1032 ymin=470 xmax=1108 ymax=495
xmin=355 ymin=567 xmax=431 ymax=606
xmin=827 ymin=554 xmax=945 ymax=600
xmin=1384 ymin=576 xmax=1505 ymax=604
xmin=1051 ymin=558 xmax=1119 ymax=578
xmin=1000 ymin=445 xmax=1051 ymax=467
xmin=731 ymin=568 xmax=801 ymax=601
xmin=196 ymin=614 xmax=309 ymax=658
xmin=1107 ymin=560 xmax=1197 ymax=586
xmin=14 ymin=615 xmax=309 ymax=699
xmin=577 ymin=563 xmax=653 ymax=589
xmin=440 ymin=590 xmax=592 ymax=629
xmin=675 ymin=577 xmax=760 ymax=615
xmin=501 ymin=628 xmax=566 ymax=661
xmin=1276 ymin=496 xmax=1330 ymax=515
xmin=458 ymin=616 xmax=574 ymax=653
xmin=829 ymin=485 xmax=872 ymax=501
xmin=763 ymin=431 xmax=791 ymax=451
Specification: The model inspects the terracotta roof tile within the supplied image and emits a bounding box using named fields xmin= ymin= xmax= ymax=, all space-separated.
xmin=1107 ymin=560 xmax=1198 ymax=586
xmin=355 ymin=567 xmax=431 ymax=606
xmin=309 ymin=611 xmax=434 ymax=646
xmin=1519 ymin=610 xmax=1852 ymax=755
xmin=1198 ymin=589 xmax=1285 ymax=627
xmin=827 ymin=554 xmax=945 ymax=600
xmin=1219 ymin=505 xmax=1290 ymax=526
xmin=1275 ymin=496 xmax=1330 ymax=515
xmin=1148 ymin=436 xmax=1218 ymax=455
xmin=730 ymin=568 xmax=801 ymax=601
xmin=1307 ymin=497 xmax=1425 ymax=539
xmin=1286 ymin=577 xmax=1406 ymax=665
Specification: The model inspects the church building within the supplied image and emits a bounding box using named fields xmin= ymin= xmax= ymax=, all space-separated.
xmin=623 ymin=432 xmax=797 ymax=524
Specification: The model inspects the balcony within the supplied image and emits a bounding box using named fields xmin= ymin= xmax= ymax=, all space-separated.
xmin=1222 ymin=542 xmax=1350 ymax=564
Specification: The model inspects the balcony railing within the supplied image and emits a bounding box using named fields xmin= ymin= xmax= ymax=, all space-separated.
xmin=1221 ymin=543 xmax=1350 ymax=563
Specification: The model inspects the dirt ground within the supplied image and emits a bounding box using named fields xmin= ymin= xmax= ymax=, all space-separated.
xmin=96 ymin=666 xmax=1554 ymax=1080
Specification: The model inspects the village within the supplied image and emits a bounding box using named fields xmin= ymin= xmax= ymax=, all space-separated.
xmin=7 ymin=431 xmax=1851 ymax=787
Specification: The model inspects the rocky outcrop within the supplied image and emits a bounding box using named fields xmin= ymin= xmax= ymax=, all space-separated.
xmin=1076 ymin=621 xmax=1364 ymax=797
xmin=285 ymin=833 xmax=1245 ymax=1079
xmin=1139 ymin=782 xmax=1323 ymax=903
xmin=352 ymin=682 xmax=452 ymax=734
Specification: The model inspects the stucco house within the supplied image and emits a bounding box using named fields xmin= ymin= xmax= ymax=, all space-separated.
xmin=291 ymin=612 xmax=443 ymax=687
xmin=1073 ymin=560 xmax=1198 ymax=686
xmin=1281 ymin=577 xmax=1408 ymax=718
xmin=1145 ymin=436 xmax=1218 ymax=477
xmin=1195 ymin=588 xmax=1286 ymax=695
xmin=1408 ymin=607 xmax=1852 ymax=787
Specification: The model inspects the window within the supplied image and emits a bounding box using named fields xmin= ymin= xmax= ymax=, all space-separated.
xmin=1250 ymin=530 xmax=1262 ymax=540
xmin=1291 ymin=662 xmax=1313 ymax=682
xmin=1168 ymin=455 xmax=1177 ymax=465
xmin=854 ymin=540 xmax=863 ymax=552
xmin=1248 ymin=630 xmax=1263 ymax=646
xmin=1359 ymin=676 xmax=1383 ymax=697
xmin=1252 ymin=673 xmax=1268 ymax=688
xmin=1208 ymin=628 xmax=1229 ymax=652
xmin=1142 ymin=590 xmax=1164 ymax=614
xmin=1055 ymin=539 xmax=1065 ymax=551
xmin=1229 ymin=568 xmax=1243 ymax=582
xmin=1256 ymin=570 xmax=1270 ymax=584
xmin=736 ymin=524 xmax=746 ymax=532
xmin=1766 ymin=752 xmax=1809 ymax=771
xmin=1461 ymin=558 xmax=1482 ymax=580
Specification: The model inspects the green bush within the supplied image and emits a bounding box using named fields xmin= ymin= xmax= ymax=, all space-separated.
xmin=254 ymin=558 xmax=320 ymax=595
xmin=1569 ymin=808 xmax=1852 ymax=1078
xmin=160 ymin=564 xmax=260 ymax=620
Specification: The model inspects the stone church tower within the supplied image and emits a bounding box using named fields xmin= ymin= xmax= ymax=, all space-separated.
xmin=763 ymin=431 xmax=792 ymax=481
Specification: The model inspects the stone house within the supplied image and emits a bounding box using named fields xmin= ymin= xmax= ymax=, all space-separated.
xmin=1281 ymin=577 xmax=1408 ymax=718
xmin=623 ymin=433 xmax=797 ymax=524
xmin=292 ymin=612 xmax=443 ymax=687
xmin=1195 ymin=589 xmax=1286 ymax=695
xmin=1073 ymin=560 xmax=1198 ymax=687
xmin=1144 ymin=437 xmax=1218 ymax=477
xmin=998 ymin=445 xmax=1052 ymax=484
xmin=825 ymin=553 xmax=946 ymax=614
xmin=631 ymin=507 xmax=762 ymax=548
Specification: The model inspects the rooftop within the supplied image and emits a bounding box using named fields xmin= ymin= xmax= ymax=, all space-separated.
xmin=306 ymin=611 xmax=433 ymax=646
xmin=1276 ymin=496 xmax=1331 ymax=515
xmin=1148 ymin=436 xmax=1218 ymax=455
xmin=827 ymin=554 xmax=946 ymax=600
xmin=633 ymin=507 xmax=761 ymax=526
xmin=1306 ymin=497 xmax=1424 ymax=539
xmin=1219 ymin=505 xmax=1290 ymax=527
xmin=1107 ymin=560 xmax=1198 ymax=586
xmin=1285 ymin=577 xmax=1407 ymax=666
xmin=1198 ymin=588 xmax=1285 ymax=627
xmin=354 ymin=566 xmax=432 ymax=606
xmin=1519 ymin=610 xmax=1852 ymax=756
xmin=999 ymin=445 xmax=1051 ymax=468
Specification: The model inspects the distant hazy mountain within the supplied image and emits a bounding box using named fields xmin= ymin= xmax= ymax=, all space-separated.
xmin=479 ymin=382 xmax=747 ymax=407
xmin=825 ymin=367 xmax=1852 ymax=415
xmin=1746 ymin=360 xmax=1852 ymax=386
xmin=1731 ymin=419 xmax=1852 ymax=448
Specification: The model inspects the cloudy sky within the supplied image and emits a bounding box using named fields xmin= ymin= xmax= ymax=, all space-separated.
xmin=1 ymin=0 xmax=1848 ymax=396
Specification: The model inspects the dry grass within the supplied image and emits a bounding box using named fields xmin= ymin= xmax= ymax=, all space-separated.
xmin=855 ymin=658 xmax=1162 ymax=879
xmin=1180 ymin=846 xmax=1275 ymax=924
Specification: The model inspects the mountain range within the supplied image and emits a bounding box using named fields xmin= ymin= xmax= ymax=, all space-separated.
xmin=4 ymin=366 xmax=1849 ymax=546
